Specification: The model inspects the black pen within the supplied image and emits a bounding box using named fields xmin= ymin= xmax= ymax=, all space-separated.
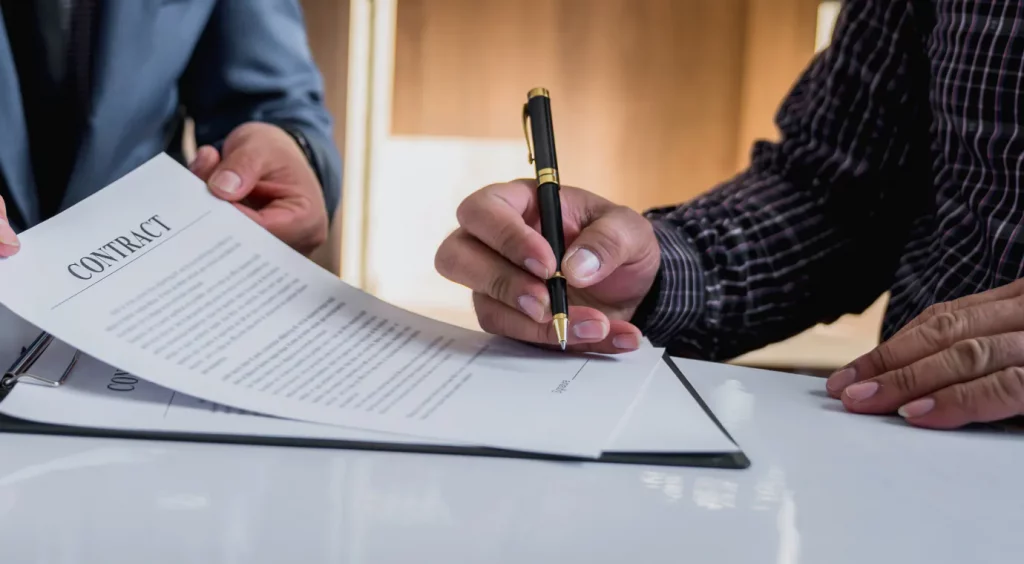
xmin=522 ymin=87 xmax=569 ymax=350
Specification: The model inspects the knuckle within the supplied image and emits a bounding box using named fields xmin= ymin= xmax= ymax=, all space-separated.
xmin=951 ymin=381 xmax=976 ymax=411
xmin=946 ymin=296 xmax=968 ymax=312
xmin=920 ymin=302 xmax=949 ymax=322
xmin=950 ymin=338 xmax=990 ymax=373
xmin=887 ymin=366 xmax=919 ymax=395
xmin=922 ymin=312 xmax=962 ymax=346
xmin=866 ymin=344 xmax=897 ymax=374
xmin=487 ymin=272 xmax=512 ymax=302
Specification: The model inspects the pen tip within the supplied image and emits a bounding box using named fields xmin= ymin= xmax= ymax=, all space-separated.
xmin=552 ymin=316 xmax=568 ymax=351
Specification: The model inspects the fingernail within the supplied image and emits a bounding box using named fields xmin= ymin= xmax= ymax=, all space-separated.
xmin=517 ymin=295 xmax=546 ymax=322
xmin=844 ymin=381 xmax=878 ymax=402
xmin=565 ymin=247 xmax=600 ymax=280
xmin=0 ymin=218 xmax=20 ymax=247
xmin=612 ymin=334 xmax=640 ymax=350
xmin=524 ymin=258 xmax=548 ymax=279
xmin=826 ymin=367 xmax=856 ymax=394
xmin=210 ymin=170 xmax=241 ymax=194
xmin=898 ymin=398 xmax=935 ymax=419
xmin=572 ymin=320 xmax=608 ymax=341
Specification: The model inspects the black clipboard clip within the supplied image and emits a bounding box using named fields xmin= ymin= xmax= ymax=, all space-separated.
xmin=1 ymin=332 xmax=80 ymax=390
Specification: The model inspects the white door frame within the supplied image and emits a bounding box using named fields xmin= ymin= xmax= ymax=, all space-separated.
xmin=340 ymin=0 xmax=398 ymax=291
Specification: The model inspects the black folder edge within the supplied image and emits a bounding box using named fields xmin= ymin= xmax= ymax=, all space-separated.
xmin=0 ymin=351 xmax=750 ymax=469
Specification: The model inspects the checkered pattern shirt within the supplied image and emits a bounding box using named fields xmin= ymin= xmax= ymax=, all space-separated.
xmin=638 ymin=0 xmax=1024 ymax=360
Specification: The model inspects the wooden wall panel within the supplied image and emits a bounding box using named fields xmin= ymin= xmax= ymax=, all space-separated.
xmin=736 ymin=0 xmax=821 ymax=169
xmin=391 ymin=0 xmax=749 ymax=212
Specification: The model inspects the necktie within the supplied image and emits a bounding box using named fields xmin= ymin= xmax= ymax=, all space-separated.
xmin=67 ymin=0 xmax=96 ymax=115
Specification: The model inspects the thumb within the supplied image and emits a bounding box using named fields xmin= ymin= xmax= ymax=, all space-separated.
xmin=562 ymin=206 xmax=649 ymax=288
xmin=206 ymin=140 xmax=269 ymax=202
xmin=0 ymin=196 xmax=20 ymax=257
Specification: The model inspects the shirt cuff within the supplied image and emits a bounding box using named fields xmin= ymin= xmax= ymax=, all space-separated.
xmin=633 ymin=219 xmax=708 ymax=347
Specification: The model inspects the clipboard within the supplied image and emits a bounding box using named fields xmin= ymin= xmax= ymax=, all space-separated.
xmin=0 ymin=331 xmax=751 ymax=469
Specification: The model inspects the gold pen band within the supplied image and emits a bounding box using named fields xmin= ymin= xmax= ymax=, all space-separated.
xmin=528 ymin=87 xmax=550 ymax=99
xmin=537 ymin=167 xmax=559 ymax=185
xmin=550 ymin=271 xmax=565 ymax=280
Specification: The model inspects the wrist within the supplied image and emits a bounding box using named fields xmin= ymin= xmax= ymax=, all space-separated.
xmin=633 ymin=219 xmax=709 ymax=346
xmin=270 ymin=123 xmax=324 ymax=189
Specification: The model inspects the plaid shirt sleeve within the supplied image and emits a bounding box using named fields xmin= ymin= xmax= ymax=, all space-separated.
xmin=635 ymin=0 xmax=933 ymax=361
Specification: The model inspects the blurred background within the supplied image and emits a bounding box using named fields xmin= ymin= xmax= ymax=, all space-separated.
xmin=295 ymin=0 xmax=886 ymax=375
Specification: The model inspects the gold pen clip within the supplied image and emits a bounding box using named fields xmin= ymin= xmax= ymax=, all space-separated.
xmin=522 ymin=103 xmax=534 ymax=165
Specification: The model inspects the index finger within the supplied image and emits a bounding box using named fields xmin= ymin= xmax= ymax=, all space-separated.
xmin=827 ymin=296 xmax=1024 ymax=398
xmin=897 ymin=368 xmax=1024 ymax=429
xmin=894 ymin=279 xmax=1024 ymax=337
xmin=456 ymin=180 xmax=556 ymax=280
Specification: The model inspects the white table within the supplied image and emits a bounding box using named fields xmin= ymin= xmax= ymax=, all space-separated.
xmin=1 ymin=359 xmax=1021 ymax=563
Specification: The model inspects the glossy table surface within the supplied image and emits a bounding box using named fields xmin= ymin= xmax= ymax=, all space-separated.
xmin=1 ymin=358 xmax=1021 ymax=563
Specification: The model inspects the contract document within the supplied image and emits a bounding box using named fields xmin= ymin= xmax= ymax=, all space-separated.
xmin=0 ymin=336 xmax=742 ymax=458
xmin=0 ymin=154 xmax=664 ymax=458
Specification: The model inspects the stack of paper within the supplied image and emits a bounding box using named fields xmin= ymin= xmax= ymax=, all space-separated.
xmin=0 ymin=155 xmax=740 ymax=462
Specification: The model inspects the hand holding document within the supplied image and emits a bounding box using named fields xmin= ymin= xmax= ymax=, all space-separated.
xmin=0 ymin=155 xmax=671 ymax=458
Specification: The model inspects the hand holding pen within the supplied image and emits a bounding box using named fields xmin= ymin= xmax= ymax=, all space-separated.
xmin=522 ymin=88 xmax=570 ymax=348
xmin=434 ymin=88 xmax=661 ymax=353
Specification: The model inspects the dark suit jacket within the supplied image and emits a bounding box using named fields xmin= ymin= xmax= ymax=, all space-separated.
xmin=0 ymin=0 xmax=342 ymax=230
